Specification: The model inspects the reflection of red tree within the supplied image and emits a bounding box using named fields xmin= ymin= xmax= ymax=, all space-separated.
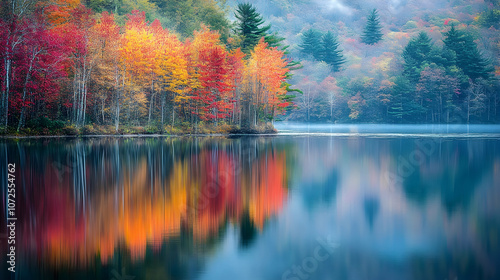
xmin=21 ymin=148 xmax=287 ymax=266
xmin=249 ymin=153 xmax=287 ymax=230
xmin=192 ymin=151 xmax=234 ymax=240
xmin=22 ymin=161 xmax=87 ymax=264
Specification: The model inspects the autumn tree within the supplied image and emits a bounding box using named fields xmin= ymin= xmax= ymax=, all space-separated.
xmin=416 ymin=65 xmax=460 ymax=123
xmin=184 ymin=25 xmax=232 ymax=129
xmin=320 ymin=76 xmax=341 ymax=122
xmin=150 ymin=20 xmax=187 ymax=128
xmin=0 ymin=0 xmax=39 ymax=130
xmin=244 ymin=38 xmax=289 ymax=126
xmin=119 ymin=10 xmax=155 ymax=127
xmin=14 ymin=15 xmax=66 ymax=131
xmin=90 ymin=12 xmax=120 ymax=126
xmin=226 ymin=48 xmax=245 ymax=125
xmin=475 ymin=9 xmax=500 ymax=29
xmin=45 ymin=1 xmax=96 ymax=127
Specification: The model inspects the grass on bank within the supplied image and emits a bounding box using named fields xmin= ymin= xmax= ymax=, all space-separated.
xmin=0 ymin=117 xmax=277 ymax=136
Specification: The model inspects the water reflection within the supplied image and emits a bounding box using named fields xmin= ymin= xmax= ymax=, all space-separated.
xmin=1 ymin=135 xmax=499 ymax=280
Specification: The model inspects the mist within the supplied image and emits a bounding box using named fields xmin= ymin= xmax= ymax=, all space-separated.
xmin=226 ymin=0 xmax=499 ymax=124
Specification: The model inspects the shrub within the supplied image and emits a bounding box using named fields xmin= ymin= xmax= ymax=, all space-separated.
xmin=103 ymin=125 xmax=117 ymax=134
xmin=131 ymin=126 xmax=145 ymax=134
xmin=145 ymin=122 xmax=162 ymax=134
xmin=62 ymin=124 xmax=79 ymax=135
xmin=26 ymin=116 xmax=65 ymax=132
xmin=82 ymin=124 xmax=96 ymax=135
xmin=216 ymin=123 xmax=232 ymax=134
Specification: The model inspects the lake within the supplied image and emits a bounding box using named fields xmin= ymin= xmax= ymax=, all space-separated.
xmin=1 ymin=124 xmax=500 ymax=280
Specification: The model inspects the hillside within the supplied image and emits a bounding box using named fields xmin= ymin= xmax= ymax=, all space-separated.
xmin=230 ymin=0 xmax=499 ymax=123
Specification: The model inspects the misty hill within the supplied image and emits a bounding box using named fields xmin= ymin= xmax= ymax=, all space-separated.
xmin=226 ymin=0 xmax=499 ymax=123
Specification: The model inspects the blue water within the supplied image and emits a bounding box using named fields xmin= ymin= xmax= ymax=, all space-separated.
xmin=1 ymin=124 xmax=499 ymax=280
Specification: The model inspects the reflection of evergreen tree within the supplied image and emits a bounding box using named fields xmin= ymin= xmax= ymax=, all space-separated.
xmin=402 ymin=171 xmax=434 ymax=205
xmin=401 ymin=139 xmax=494 ymax=214
xmin=439 ymin=152 xmax=486 ymax=214
xmin=239 ymin=210 xmax=257 ymax=248
xmin=302 ymin=170 xmax=339 ymax=210
xmin=363 ymin=196 xmax=380 ymax=230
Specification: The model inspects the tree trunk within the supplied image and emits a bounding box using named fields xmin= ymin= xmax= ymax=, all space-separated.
xmin=3 ymin=56 xmax=12 ymax=130
xmin=148 ymin=79 xmax=154 ymax=125
xmin=330 ymin=100 xmax=334 ymax=122
xmin=115 ymin=69 xmax=124 ymax=132
xmin=17 ymin=50 xmax=36 ymax=131
xmin=101 ymin=97 xmax=105 ymax=124
xmin=161 ymin=92 xmax=165 ymax=127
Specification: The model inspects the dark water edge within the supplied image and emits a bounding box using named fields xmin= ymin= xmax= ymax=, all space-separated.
xmin=1 ymin=126 xmax=499 ymax=280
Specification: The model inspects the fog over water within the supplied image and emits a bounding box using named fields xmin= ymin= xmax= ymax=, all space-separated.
xmin=275 ymin=122 xmax=500 ymax=136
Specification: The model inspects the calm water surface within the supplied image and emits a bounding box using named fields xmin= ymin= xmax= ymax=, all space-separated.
xmin=1 ymin=125 xmax=500 ymax=280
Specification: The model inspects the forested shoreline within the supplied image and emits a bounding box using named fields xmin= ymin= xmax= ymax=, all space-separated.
xmin=1 ymin=0 xmax=499 ymax=136
xmin=1 ymin=1 xmax=296 ymax=136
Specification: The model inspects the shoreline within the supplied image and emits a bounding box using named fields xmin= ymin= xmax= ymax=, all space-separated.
xmin=0 ymin=133 xmax=281 ymax=139
xmin=0 ymin=123 xmax=278 ymax=138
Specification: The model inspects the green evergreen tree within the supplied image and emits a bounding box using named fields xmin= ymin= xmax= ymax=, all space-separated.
xmin=320 ymin=31 xmax=346 ymax=72
xmin=234 ymin=3 xmax=271 ymax=53
xmin=299 ymin=29 xmax=322 ymax=60
xmin=361 ymin=9 xmax=383 ymax=45
xmin=402 ymin=32 xmax=433 ymax=82
xmin=443 ymin=25 xmax=493 ymax=81
xmin=389 ymin=76 xmax=423 ymax=122
xmin=427 ymin=47 xmax=456 ymax=69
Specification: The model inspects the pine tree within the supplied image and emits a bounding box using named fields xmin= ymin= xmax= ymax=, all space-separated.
xmin=389 ymin=76 xmax=423 ymax=122
xmin=402 ymin=32 xmax=433 ymax=82
xmin=299 ymin=29 xmax=322 ymax=60
xmin=361 ymin=9 xmax=383 ymax=45
xmin=320 ymin=31 xmax=345 ymax=72
xmin=443 ymin=25 xmax=492 ymax=81
xmin=234 ymin=3 xmax=271 ymax=53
